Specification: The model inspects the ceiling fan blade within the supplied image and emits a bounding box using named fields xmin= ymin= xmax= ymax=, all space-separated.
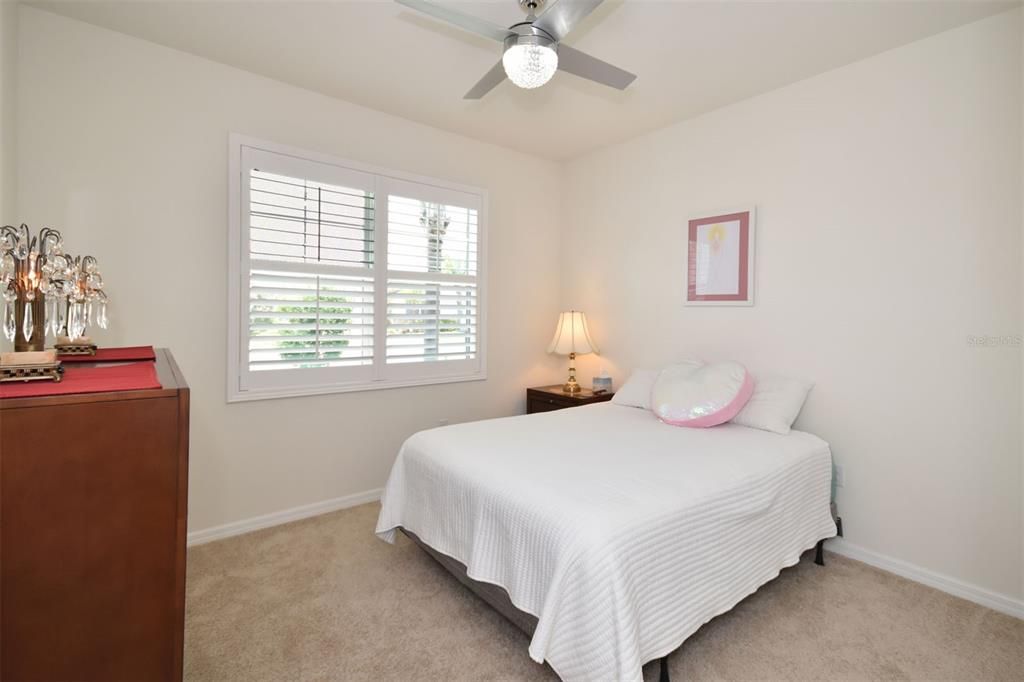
xmin=464 ymin=61 xmax=507 ymax=100
xmin=395 ymin=0 xmax=513 ymax=43
xmin=557 ymin=44 xmax=636 ymax=90
xmin=533 ymin=0 xmax=604 ymax=42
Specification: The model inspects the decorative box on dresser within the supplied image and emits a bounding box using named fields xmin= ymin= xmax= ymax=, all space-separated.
xmin=526 ymin=384 xmax=614 ymax=414
xmin=0 ymin=348 xmax=190 ymax=682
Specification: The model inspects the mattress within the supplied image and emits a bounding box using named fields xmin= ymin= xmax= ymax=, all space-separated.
xmin=376 ymin=402 xmax=836 ymax=682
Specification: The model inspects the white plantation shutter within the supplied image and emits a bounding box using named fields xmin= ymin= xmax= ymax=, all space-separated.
xmin=238 ymin=146 xmax=378 ymax=392
xmin=249 ymin=170 xmax=375 ymax=267
xmin=386 ymin=279 xmax=477 ymax=363
xmin=386 ymin=195 xmax=478 ymax=275
xmin=248 ymin=270 xmax=374 ymax=371
xmin=229 ymin=138 xmax=486 ymax=400
xmin=383 ymin=186 xmax=481 ymax=378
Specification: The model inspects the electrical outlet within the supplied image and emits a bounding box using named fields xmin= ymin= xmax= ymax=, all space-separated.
xmin=834 ymin=465 xmax=846 ymax=488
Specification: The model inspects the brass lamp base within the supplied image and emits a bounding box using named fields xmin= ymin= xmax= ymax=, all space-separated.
xmin=562 ymin=352 xmax=581 ymax=393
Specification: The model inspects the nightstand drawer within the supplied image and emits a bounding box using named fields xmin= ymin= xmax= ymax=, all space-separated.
xmin=526 ymin=386 xmax=614 ymax=414
xmin=527 ymin=396 xmax=568 ymax=413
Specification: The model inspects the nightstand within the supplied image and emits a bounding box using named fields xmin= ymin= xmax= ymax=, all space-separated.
xmin=526 ymin=385 xmax=615 ymax=414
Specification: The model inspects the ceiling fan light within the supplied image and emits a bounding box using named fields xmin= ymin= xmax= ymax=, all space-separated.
xmin=502 ymin=42 xmax=558 ymax=89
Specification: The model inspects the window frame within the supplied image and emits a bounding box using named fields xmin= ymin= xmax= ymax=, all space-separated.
xmin=227 ymin=134 xmax=488 ymax=402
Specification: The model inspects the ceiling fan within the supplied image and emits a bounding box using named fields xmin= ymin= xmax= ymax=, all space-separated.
xmin=395 ymin=0 xmax=637 ymax=99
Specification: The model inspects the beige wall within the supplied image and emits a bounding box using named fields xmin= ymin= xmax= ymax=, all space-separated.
xmin=562 ymin=10 xmax=1023 ymax=601
xmin=14 ymin=7 xmax=563 ymax=532
xmin=0 ymin=0 xmax=15 ymax=224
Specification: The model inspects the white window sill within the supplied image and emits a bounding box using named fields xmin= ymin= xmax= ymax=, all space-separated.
xmin=227 ymin=372 xmax=487 ymax=403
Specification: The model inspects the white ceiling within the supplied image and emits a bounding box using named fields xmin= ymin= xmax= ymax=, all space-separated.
xmin=27 ymin=0 xmax=1018 ymax=160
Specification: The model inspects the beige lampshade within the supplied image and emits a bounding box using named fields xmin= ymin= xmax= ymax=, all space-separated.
xmin=547 ymin=310 xmax=598 ymax=356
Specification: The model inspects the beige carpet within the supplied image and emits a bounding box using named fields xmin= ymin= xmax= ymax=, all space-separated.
xmin=185 ymin=503 xmax=1023 ymax=681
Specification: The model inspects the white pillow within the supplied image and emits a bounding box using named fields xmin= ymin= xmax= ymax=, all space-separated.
xmin=611 ymin=369 xmax=661 ymax=409
xmin=729 ymin=374 xmax=814 ymax=435
xmin=612 ymin=361 xmax=703 ymax=410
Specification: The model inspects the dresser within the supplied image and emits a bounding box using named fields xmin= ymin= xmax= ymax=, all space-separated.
xmin=0 ymin=348 xmax=190 ymax=681
xmin=526 ymin=384 xmax=614 ymax=414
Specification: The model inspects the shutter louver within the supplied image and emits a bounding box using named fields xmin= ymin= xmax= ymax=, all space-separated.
xmin=248 ymin=270 xmax=374 ymax=371
xmin=387 ymin=196 xmax=477 ymax=276
xmin=249 ymin=170 xmax=374 ymax=267
xmin=386 ymin=279 xmax=477 ymax=363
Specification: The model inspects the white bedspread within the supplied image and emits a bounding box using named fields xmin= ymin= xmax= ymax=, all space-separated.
xmin=376 ymin=403 xmax=836 ymax=682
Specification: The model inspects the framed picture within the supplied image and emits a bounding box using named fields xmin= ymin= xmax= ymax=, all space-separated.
xmin=686 ymin=207 xmax=756 ymax=306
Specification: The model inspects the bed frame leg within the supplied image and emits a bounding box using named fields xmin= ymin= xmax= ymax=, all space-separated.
xmin=814 ymin=539 xmax=825 ymax=566
xmin=659 ymin=655 xmax=671 ymax=682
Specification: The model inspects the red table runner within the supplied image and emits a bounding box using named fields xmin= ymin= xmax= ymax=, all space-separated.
xmin=58 ymin=345 xmax=157 ymax=363
xmin=0 ymin=361 xmax=162 ymax=399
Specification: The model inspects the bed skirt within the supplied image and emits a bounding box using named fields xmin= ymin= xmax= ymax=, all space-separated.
xmin=401 ymin=528 xmax=538 ymax=636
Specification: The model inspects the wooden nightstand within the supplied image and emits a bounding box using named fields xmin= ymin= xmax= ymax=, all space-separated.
xmin=526 ymin=385 xmax=614 ymax=414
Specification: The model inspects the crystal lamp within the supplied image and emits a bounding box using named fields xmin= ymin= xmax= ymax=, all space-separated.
xmin=0 ymin=224 xmax=109 ymax=352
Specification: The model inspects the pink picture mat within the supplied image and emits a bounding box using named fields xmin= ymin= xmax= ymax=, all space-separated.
xmin=687 ymin=211 xmax=751 ymax=302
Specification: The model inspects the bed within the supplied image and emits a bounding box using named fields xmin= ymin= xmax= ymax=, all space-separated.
xmin=376 ymin=402 xmax=836 ymax=682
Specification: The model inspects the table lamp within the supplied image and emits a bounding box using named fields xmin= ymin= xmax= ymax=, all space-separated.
xmin=547 ymin=310 xmax=598 ymax=393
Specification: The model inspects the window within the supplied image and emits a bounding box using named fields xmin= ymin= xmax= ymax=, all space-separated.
xmin=228 ymin=136 xmax=486 ymax=401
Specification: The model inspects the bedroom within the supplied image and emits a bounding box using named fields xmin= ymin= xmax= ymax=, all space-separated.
xmin=0 ymin=0 xmax=1020 ymax=680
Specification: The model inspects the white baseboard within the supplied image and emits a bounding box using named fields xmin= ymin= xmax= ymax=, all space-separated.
xmin=828 ymin=538 xmax=1023 ymax=620
xmin=187 ymin=488 xmax=383 ymax=547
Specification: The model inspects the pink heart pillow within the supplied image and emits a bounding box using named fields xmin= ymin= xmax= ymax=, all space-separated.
xmin=652 ymin=361 xmax=754 ymax=428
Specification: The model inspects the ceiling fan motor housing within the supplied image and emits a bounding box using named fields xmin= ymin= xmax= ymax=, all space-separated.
xmin=504 ymin=22 xmax=558 ymax=56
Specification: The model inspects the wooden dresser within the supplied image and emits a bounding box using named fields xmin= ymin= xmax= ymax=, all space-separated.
xmin=0 ymin=348 xmax=189 ymax=681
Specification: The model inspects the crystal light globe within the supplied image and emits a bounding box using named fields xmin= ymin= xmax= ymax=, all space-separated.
xmin=502 ymin=43 xmax=558 ymax=89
